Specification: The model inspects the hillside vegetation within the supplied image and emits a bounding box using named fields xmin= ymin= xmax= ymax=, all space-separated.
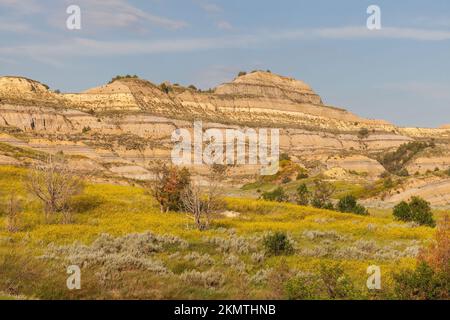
xmin=1 ymin=165 xmax=446 ymax=300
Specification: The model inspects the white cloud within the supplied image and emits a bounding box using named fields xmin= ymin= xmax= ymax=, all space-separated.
xmin=63 ymin=0 xmax=187 ymax=30
xmin=1 ymin=25 xmax=449 ymax=63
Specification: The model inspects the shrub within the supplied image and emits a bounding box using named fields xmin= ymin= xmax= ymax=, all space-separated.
xmin=285 ymin=273 xmax=321 ymax=300
xmin=281 ymin=176 xmax=291 ymax=184
xmin=393 ymin=201 xmax=411 ymax=221
xmin=237 ymin=71 xmax=247 ymax=77
xmin=337 ymin=195 xmax=368 ymax=215
xmin=319 ymin=263 xmax=357 ymax=299
xmin=379 ymin=141 xmax=429 ymax=175
xmin=393 ymin=261 xmax=449 ymax=300
xmin=296 ymin=183 xmax=310 ymax=206
xmin=150 ymin=164 xmax=191 ymax=213
xmin=296 ymin=171 xmax=309 ymax=180
xmin=445 ymin=168 xmax=450 ymax=176
xmin=261 ymin=187 xmax=288 ymax=202
xmin=263 ymin=231 xmax=294 ymax=256
xmin=419 ymin=215 xmax=449 ymax=273
xmin=108 ymin=74 xmax=138 ymax=84
xmin=310 ymin=180 xmax=335 ymax=209
xmin=358 ymin=127 xmax=370 ymax=139
xmin=179 ymin=270 xmax=225 ymax=288
xmin=393 ymin=197 xmax=435 ymax=227
xmin=279 ymin=153 xmax=291 ymax=161
xmin=159 ymin=82 xmax=172 ymax=94
xmin=383 ymin=177 xmax=394 ymax=189
xmin=27 ymin=155 xmax=84 ymax=223
xmin=394 ymin=216 xmax=450 ymax=299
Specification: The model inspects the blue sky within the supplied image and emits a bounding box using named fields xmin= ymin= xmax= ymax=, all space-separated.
xmin=0 ymin=0 xmax=449 ymax=127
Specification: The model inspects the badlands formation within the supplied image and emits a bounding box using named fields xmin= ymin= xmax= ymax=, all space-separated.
xmin=0 ymin=71 xmax=449 ymax=207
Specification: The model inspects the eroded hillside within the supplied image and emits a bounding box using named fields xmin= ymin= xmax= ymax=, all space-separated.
xmin=0 ymin=72 xmax=449 ymax=206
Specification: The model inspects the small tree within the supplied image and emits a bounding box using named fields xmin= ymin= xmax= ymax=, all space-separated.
xmin=393 ymin=197 xmax=435 ymax=227
xmin=409 ymin=197 xmax=435 ymax=226
xmin=263 ymin=231 xmax=293 ymax=256
xmin=181 ymin=166 xmax=225 ymax=230
xmin=337 ymin=195 xmax=368 ymax=215
xmin=27 ymin=155 xmax=84 ymax=223
xmin=393 ymin=201 xmax=411 ymax=221
xmin=296 ymin=183 xmax=310 ymax=206
xmin=311 ymin=180 xmax=335 ymax=209
xmin=151 ymin=164 xmax=191 ymax=213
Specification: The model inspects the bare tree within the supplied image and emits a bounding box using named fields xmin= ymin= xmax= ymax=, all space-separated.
xmin=27 ymin=155 xmax=84 ymax=223
xmin=5 ymin=193 xmax=22 ymax=232
xmin=181 ymin=165 xmax=226 ymax=230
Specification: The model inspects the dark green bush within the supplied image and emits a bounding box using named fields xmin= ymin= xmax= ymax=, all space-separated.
xmin=296 ymin=183 xmax=309 ymax=206
xmin=262 ymin=187 xmax=288 ymax=202
xmin=263 ymin=232 xmax=293 ymax=256
xmin=393 ymin=197 xmax=435 ymax=227
xmin=337 ymin=195 xmax=368 ymax=215
xmin=279 ymin=153 xmax=291 ymax=161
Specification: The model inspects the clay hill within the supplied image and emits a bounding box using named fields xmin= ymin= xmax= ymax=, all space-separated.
xmin=0 ymin=71 xmax=449 ymax=207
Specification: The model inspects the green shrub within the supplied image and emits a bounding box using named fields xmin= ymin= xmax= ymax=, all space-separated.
xmin=379 ymin=142 xmax=430 ymax=175
xmin=337 ymin=195 xmax=368 ymax=215
xmin=394 ymin=262 xmax=449 ymax=300
xmin=311 ymin=180 xmax=335 ymax=209
xmin=263 ymin=232 xmax=293 ymax=256
xmin=296 ymin=183 xmax=310 ymax=206
xmin=319 ymin=263 xmax=357 ymax=299
xmin=108 ymin=74 xmax=138 ymax=84
xmin=296 ymin=171 xmax=309 ymax=180
xmin=285 ymin=274 xmax=320 ymax=300
xmin=279 ymin=153 xmax=291 ymax=161
xmin=262 ymin=187 xmax=288 ymax=202
xmin=82 ymin=126 xmax=91 ymax=134
xmin=393 ymin=197 xmax=435 ymax=227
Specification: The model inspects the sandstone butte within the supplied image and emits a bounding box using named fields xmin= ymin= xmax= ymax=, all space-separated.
xmin=0 ymin=71 xmax=449 ymax=207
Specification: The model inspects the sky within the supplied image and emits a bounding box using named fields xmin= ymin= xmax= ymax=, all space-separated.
xmin=0 ymin=0 xmax=449 ymax=128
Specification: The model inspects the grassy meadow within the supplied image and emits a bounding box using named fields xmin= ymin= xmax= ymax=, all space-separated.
xmin=0 ymin=165 xmax=444 ymax=300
